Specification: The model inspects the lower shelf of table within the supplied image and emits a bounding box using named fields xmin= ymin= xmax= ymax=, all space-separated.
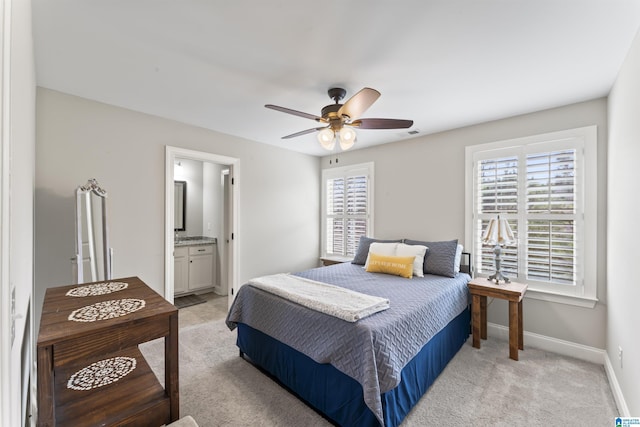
xmin=52 ymin=346 xmax=170 ymax=427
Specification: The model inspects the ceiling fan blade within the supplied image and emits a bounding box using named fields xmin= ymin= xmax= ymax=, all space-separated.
xmin=338 ymin=88 xmax=381 ymax=120
xmin=282 ymin=127 xmax=327 ymax=139
xmin=351 ymin=118 xmax=414 ymax=129
xmin=265 ymin=104 xmax=323 ymax=122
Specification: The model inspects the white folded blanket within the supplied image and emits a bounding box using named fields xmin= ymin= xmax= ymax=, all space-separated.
xmin=248 ymin=273 xmax=390 ymax=322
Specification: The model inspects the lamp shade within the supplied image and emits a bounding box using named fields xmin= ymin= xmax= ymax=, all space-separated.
xmin=482 ymin=216 xmax=516 ymax=246
xmin=317 ymin=128 xmax=336 ymax=150
xmin=338 ymin=127 xmax=357 ymax=150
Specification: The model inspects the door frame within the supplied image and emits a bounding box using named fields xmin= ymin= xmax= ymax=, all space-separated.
xmin=0 ymin=0 xmax=12 ymax=423
xmin=164 ymin=146 xmax=239 ymax=303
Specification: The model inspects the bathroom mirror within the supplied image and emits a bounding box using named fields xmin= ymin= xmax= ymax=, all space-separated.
xmin=74 ymin=178 xmax=112 ymax=284
xmin=174 ymin=180 xmax=186 ymax=232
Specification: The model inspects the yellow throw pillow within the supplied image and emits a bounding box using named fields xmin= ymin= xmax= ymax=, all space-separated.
xmin=365 ymin=253 xmax=415 ymax=279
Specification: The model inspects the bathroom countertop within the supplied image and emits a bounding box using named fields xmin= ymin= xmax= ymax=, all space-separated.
xmin=174 ymin=236 xmax=217 ymax=247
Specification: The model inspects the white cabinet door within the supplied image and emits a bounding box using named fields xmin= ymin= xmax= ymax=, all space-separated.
xmin=175 ymin=244 xmax=216 ymax=294
xmin=188 ymin=245 xmax=213 ymax=290
xmin=189 ymin=254 xmax=213 ymax=290
xmin=174 ymin=247 xmax=189 ymax=294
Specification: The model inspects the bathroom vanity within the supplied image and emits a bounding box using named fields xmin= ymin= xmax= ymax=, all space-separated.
xmin=174 ymin=237 xmax=217 ymax=296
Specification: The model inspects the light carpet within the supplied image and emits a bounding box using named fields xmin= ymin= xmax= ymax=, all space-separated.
xmin=140 ymin=300 xmax=618 ymax=426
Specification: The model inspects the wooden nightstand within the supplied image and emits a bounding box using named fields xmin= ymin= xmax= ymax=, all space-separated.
xmin=320 ymin=256 xmax=352 ymax=266
xmin=467 ymin=277 xmax=527 ymax=361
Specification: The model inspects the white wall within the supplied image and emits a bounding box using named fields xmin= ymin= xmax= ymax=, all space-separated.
xmin=0 ymin=0 xmax=36 ymax=425
xmin=35 ymin=88 xmax=320 ymax=325
xmin=607 ymin=27 xmax=640 ymax=416
xmin=322 ymin=98 xmax=608 ymax=350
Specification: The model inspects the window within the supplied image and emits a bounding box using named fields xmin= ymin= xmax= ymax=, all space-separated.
xmin=322 ymin=163 xmax=374 ymax=258
xmin=465 ymin=127 xmax=597 ymax=307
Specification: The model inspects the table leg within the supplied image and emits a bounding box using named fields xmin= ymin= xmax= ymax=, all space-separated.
xmin=480 ymin=295 xmax=487 ymax=340
xmin=518 ymin=299 xmax=524 ymax=350
xmin=165 ymin=312 xmax=180 ymax=422
xmin=36 ymin=346 xmax=55 ymax=426
xmin=472 ymin=294 xmax=481 ymax=349
xmin=509 ymin=300 xmax=519 ymax=361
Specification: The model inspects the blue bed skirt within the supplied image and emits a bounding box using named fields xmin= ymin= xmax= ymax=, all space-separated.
xmin=236 ymin=307 xmax=470 ymax=426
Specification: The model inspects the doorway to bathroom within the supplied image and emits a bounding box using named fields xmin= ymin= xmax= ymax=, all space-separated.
xmin=164 ymin=146 xmax=239 ymax=307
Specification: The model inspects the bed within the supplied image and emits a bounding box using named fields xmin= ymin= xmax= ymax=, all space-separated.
xmin=226 ymin=238 xmax=471 ymax=427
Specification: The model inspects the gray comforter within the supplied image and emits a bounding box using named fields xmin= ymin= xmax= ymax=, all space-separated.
xmin=226 ymin=262 xmax=470 ymax=425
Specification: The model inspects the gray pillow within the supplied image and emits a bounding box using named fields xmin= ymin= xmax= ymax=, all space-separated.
xmin=351 ymin=236 xmax=402 ymax=265
xmin=404 ymin=239 xmax=459 ymax=278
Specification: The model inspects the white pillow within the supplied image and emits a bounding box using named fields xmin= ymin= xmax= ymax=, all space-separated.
xmin=364 ymin=242 xmax=398 ymax=269
xmin=454 ymin=244 xmax=464 ymax=274
xmin=396 ymin=243 xmax=428 ymax=277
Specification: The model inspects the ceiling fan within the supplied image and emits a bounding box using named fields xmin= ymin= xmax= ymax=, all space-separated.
xmin=265 ymin=87 xmax=413 ymax=151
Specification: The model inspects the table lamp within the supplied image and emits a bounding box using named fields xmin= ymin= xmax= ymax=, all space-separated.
xmin=482 ymin=215 xmax=516 ymax=284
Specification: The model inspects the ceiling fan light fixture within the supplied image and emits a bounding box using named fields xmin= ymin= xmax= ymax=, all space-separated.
xmin=318 ymin=128 xmax=336 ymax=150
xmin=267 ymin=86 xmax=412 ymax=152
xmin=338 ymin=127 xmax=357 ymax=150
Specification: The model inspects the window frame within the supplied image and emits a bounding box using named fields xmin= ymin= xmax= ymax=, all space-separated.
xmin=465 ymin=126 xmax=598 ymax=308
xmin=321 ymin=162 xmax=374 ymax=260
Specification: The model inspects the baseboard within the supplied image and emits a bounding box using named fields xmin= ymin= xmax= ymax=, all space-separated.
xmin=604 ymin=353 xmax=630 ymax=417
xmin=487 ymin=322 xmax=605 ymax=364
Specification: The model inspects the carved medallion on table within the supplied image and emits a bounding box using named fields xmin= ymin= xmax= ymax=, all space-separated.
xmin=68 ymin=298 xmax=146 ymax=322
xmin=65 ymin=282 xmax=129 ymax=297
xmin=67 ymin=356 xmax=137 ymax=391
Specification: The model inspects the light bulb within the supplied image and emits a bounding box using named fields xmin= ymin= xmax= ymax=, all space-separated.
xmin=339 ymin=127 xmax=357 ymax=150
xmin=317 ymin=128 xmax=336 ymax=150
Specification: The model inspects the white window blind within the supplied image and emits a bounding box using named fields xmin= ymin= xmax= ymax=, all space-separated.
xmin=322 ymin=163 xmax=373 ymax=258
xmin=476 ymin=155 xmax=519 ymax=277
xmin=525 ymin=150 xmax=577 ymax=284
xmin=466 ymin=126 xmax=597 ymax=306
xmin=475 ymin=150 xmax=577 ymax=285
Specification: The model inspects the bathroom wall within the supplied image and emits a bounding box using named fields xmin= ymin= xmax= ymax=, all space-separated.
xmin=203 ymin=161 xmax=227 ymax=295
xmin=174 ymin=158 xmax=227 ymax=294
xmin=174 ymin=158 xmax=226 ymax=242
xmin=202 ymin=162 xmax=226 ymax=241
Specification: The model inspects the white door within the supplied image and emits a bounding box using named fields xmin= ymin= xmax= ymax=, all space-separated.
xmin=220 ymin=170 xmax=230 ymax=296
xmin=189 ymin=252 xmax=214 ymax=290
xmin=173 ymin=247 xmax=189 ymax=294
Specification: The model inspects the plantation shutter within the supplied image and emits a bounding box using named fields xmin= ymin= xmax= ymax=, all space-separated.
xmin=525 ymin=149 xmax=577 ymax=284
xmin=324 ymin=165 xmax=371 ymax=258
xmin=326 ymin=177 xmax=345 ymax=255
xmin=345 ymin=175 xmax=368 ymax=256
xmin=474 ymin=147 xmax=579 ymax=286
xmin=476 ymin=156 xmax=519 ymax=277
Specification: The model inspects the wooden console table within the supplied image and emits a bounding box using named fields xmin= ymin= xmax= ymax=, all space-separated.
xmin=37 ymin=276 xmax=179 ymax=426
xmin=468 ymin=277 xmax=527 ymax=361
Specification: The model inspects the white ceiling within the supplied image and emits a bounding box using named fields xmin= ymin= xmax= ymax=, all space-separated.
xmin=32 ymin=0 xmax=640 ymax=157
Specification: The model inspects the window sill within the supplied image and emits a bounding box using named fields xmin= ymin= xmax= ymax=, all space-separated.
xmin=524 ymin=288 xmax=598 ymax=308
